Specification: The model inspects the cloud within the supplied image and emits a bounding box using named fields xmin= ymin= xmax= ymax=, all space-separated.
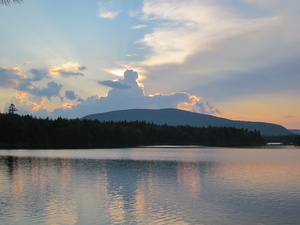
xmin=7 ymin=91 xmax=48 ymax=116
xmin=19 ymin=62 xmax=29 ymax=68
xmin=98 ymin=11 xmax=120 ymax=19
xmin=195 ymin=102 xmax=221 ymax=115
xmin=131 ymin=24 xmax=147 ymax=29
xmin=29 ymin=69 xmax=49 ymax=81
xmin=49 ymin=62 xmax=86 ymax=77
xmin=0 ymin=66 xmax=62 ymax=100
xmin=99 ymin=69 xmax=140 ymax=89
xmin=65 ymin=90 xmax=83 ymax=102
xmin=0 ymin=67 xmax=51 ymax=95
xmin=2 ymin=63 xmax=89 ymax=115
xmin=49 ymin=70 xmax=220 ymax=118
xmin=99 ymin=80 xmax=131 ymax=89
xmin=28 ymin=81 xmax=63 ymax=100
xmin=0 ymin=65 xmax=65 ymax=100
xmin=0 ymin=66 xmax=25 ymax=88
xmin=130 ymin=0 xmax=279 ymax=67
xmin=65 ymin=90 xmax=77 ymax=100
xmin=78 ymin=65 xmax=87 ymax=71
xmin=284 ymin=115 xmax=295 ymax=119
xmin=117 ymin=0 xmax=300 ymax=113
xmin=98 ymin=1 xmax=122 ymax=19
xmin=0 ymin=66 xmax=49 ymax=88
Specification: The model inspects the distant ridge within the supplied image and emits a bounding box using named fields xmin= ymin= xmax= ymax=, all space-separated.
xmin=289 ymin=129 xmax=300 ymax=135
xmin=82 ymin=108 xmax=292 ymax=136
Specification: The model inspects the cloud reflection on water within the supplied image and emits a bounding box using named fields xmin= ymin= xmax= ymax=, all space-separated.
xmin=0 ymin=147 xmax=300 ymax=224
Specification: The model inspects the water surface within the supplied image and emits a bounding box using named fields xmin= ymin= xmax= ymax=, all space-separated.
xmin=0 ymin=146 xmax=299 ymax=224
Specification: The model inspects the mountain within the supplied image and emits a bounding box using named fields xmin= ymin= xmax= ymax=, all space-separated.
xmin=82 ymin=108 xmax=292 ymax=136
xmin=289 ymin=129 xmax=300 ymax=135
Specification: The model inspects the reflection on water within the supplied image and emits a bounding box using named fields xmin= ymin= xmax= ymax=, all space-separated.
xmin=0 ymin=147 xmax=300 ymax=225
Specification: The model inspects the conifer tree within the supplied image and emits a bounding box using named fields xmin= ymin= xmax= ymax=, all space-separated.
xmin=8 ymin=104 xmax=17 ymax=114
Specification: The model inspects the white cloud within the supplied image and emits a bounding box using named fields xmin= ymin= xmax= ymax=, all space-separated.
xmin=98 ymin=1 xmax=122 ymax=19
xmin=133 ymin=0 xmax=280 ymax=66
xmin=131 ymin=24 xmax=147 ymax=29
xmin=126 ymin=53 xmax=138 ymax=57
xmin=98 ymin=11 xmax=120 ymax=19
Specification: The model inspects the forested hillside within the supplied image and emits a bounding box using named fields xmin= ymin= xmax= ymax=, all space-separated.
xmin=83 ymin=108 xmax=291 ymax=136
xmin=0 ymin=114 xmax=266 ymax=149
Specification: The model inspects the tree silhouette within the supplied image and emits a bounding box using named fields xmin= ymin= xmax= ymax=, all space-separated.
xmin=0 ymin=0 xmax=23 ymax=6
xmin=0 ymin=114 xmax=266 ymax=149
xmin=8 ymin=104 xmax=17 ymax=114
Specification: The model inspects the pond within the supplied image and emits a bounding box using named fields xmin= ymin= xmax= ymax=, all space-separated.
xmin=0 ymin=146 xmax=300 ymax=224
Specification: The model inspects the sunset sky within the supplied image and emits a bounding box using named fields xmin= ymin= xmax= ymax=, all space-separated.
xmin=1 ymin=0 xmax=300 ymax=129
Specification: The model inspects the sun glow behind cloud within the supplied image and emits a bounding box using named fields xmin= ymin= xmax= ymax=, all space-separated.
xmin=9 ymin=91 xmax=46 ymax=113
xmin=106 ymin=69 xmax=127 ymax=77
xmin=5 ymin=69 xmax=221 ymax=119
xmin=49 ymin=62 xmax=86 ymax=77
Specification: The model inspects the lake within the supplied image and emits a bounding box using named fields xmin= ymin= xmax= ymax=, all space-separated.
xmin=0 ymin=146 xmax=300 ymax=225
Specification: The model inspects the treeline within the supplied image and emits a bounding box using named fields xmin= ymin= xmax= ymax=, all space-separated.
xmin=295 ymin=136 xmax=300 ymax=146
xmin=264 ymin=135 xmax=300 ymax=145
xmin=0 ymin=114 xmax=266 ymax=149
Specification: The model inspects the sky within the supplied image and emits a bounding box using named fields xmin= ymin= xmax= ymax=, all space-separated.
xmin=0 ymin=0 xmax=300 ymax=129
